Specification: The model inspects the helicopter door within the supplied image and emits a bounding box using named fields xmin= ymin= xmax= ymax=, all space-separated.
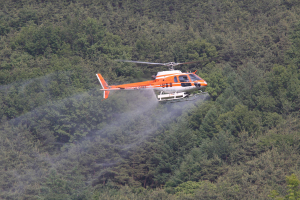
xmin=179 ymin=75 xmax=191 ymax=87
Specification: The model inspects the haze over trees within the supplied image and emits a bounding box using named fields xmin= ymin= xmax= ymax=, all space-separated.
xmin=0 ymin=0 xmax=300 ymax=199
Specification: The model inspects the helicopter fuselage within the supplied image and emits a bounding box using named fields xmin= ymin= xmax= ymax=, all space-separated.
xmin=96 ymin=70 xmax=207 ymax=100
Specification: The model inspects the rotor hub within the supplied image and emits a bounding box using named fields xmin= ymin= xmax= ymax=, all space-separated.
xmin=165 ymin=62 xmax=177 ymax=70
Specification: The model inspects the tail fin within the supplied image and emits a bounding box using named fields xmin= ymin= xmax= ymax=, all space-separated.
xmin=96 ymin=74 xmax=110 ymax=99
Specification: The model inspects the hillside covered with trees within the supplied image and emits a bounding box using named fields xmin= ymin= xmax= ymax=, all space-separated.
xmin=0 ymin=0 xmax=300 ymax=199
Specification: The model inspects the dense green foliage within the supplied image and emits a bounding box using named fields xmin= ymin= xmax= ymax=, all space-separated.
xmin=1 ymin=0 xmax=300 ymax=199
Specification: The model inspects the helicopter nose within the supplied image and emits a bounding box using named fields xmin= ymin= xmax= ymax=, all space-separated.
xmin=202 ymin=81 xmax=207 ymax=87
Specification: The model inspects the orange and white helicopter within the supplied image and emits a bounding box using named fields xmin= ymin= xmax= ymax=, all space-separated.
xmin=96 ymin=60 xmax=207 ymax=101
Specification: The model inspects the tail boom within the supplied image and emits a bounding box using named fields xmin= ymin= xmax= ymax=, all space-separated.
xmin=96 ymin=74 xmax=156 ymax=99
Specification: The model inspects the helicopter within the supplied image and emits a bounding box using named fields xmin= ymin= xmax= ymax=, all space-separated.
xmin=96 ymin=60 xmax=207 ymax=101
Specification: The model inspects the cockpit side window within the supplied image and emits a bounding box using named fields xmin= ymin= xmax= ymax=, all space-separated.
xmin=179 ymin=75 xmax=189 ymax=82
xmin=174 ymin=76 xmax=178 ymax=83
xmin=189 ymin=74 xmax=202 ymax=81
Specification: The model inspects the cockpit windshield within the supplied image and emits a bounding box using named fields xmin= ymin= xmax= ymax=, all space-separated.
xmin=189 ymin=74 xmax=202 ymax=81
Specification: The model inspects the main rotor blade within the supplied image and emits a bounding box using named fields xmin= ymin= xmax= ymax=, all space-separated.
xmin=116 ymin=59 xmax=166 ymax=66
xmin=176 ymin=61 xmax=202 ymax=65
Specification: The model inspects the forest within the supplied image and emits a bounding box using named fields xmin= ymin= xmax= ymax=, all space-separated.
xmin=0 ymin=0 xmax=300 ymax=199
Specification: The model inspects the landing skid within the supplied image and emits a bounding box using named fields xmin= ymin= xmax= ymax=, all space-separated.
xmin=157 ymin=91 xmax=206 ymax=102
xmin=157 ymin=91 xmax=188 ymax=101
